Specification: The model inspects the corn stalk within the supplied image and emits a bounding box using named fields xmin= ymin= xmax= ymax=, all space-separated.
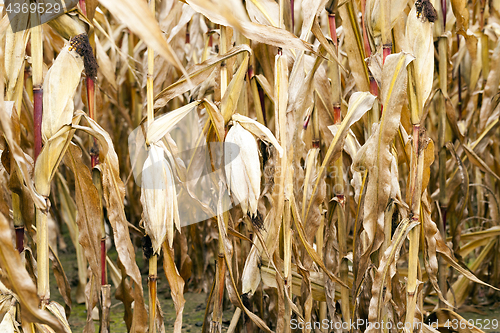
xmin=31 ymin=7 xmax=49 ymax=304
xmin=147 ymin=2 xmax=158 ymax=333
xmin=327 ymin=5 xmax=350 ymax=325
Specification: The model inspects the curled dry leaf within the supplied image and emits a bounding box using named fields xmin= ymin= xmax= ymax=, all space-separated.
xmin=352 ymin=52 xmax=412 ymax=287
xmin=367 ymin=218 xmax=419 ymax=330
xmin=154 ymin=45 xmax=251 ymax=109
xmin=220 ymin=53 xmax=250 ymax=123
xmin=0 ymin=212 xmax=66 ymax=333
xmin=161 ymin=243 xmax=186 ymax=333
xmin=78 ymin=116 xmax=148 ymax=331
xmin=186 ymin=0 xmax=313 ymax=52
xmin=4 ymin=8 xmax=29 ymax=101
xmin=147 ymin=101 xmax=202 ymax=145
xmin=98 ymin=0 xmax=187 ymax=76
xmin=0 ymin=102 xmax=47 ymax=210
xmin=338 ymin=3 xmax=370 ymax=92
xmin=304 ymin=91 xmax=375 ymax=224
xmin=63 ymin=143 xmax=102 ymax=285
xmin=231 ymin=113 xmax=283 ymax=156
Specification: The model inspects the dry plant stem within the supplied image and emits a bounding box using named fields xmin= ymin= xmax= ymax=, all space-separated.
xmin=147 ymin=0 xmax=155 ymax=130
xmin=129 ymin=33 xmax=140 ymax=127
xmin=360 ymin=0 xmax=371 ymax=57
xmin=211 ymin=253 xmax=225 ymax=333
xmin=227 ymin=308 xmax=242 ymax=333
xmin=437 ymin=35 xmax=448 ymax=305
xmin=457 ymin=35 xmax=462 ymax=114
xmin=36 ymin=208 xmax=50 ymax=303
xmin=481 ymin=32 xmax=489 ymax=81
xmin=33 ymin=88 xmax=43 ymax=160
xmin=380 ymin=0 xmax=391 ymax=63
xmin=405 ymin=124 xmax=423 ymax=329
xmin=275 ymin=48 xmax=290 ymax=331
xmin=316 ymin=208 xmax=327 ymax=327
xmin=148 ymin=254 xmax=158 ymax=333
xmin=31 ymin=10 xmax=50 ymax=303
xmin=283 ymin=200 xmax=292 ymax=332
xmin=146 ymin=1 xmax=158 ymax=331
xmin=212 ymin=25 xmax=230 ymax=333
xmin=92 ymin=168 xmax=106 ymax=285
xmin=79 ymin=0 xmax=85 ymax=13
xmin=32 ymin=10 xmax=43 ymax=160
xmin=220 ymin=26 xmax=229 ymax=95
xmin=328 ymin=14 xmax=350 ymax=323
xmin=249 ymin=68 xmax=265 ymax=125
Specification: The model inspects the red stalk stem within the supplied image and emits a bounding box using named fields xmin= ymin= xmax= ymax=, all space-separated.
xmin=369 ymin=76 xmax=378 ymax=97
xmin=79 ymin=0 xmax=86 ymax=15
xmin=101 ymin=238 xmax=106 ymax=285
xmin=15 ymin=227 xmax=24 ymax=253
xmin=360 ymin=0 xmax=371 ymax=57
xmin=328 ymin=14 xmax=338 ymax=49
xmin=383 ymin=44 xmax=392 ymax=64
xmin=333 ymin=105 xmax=341 ymax=125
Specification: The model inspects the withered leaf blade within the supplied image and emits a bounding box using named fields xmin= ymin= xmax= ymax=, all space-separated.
xmin=0 ymin=212 xmax=66 ymax=333
xmin=186 ymin=0 xmax=313 ymax=52
xmin=74 ymin=115 xmax=148 ymax=330
xmin=154 ymin=45 xmax=251 ymax=110
xmin=161 ymin=243 xmax=185 ymax=333
xmin=63 ymin=143 xmax=102 ymax=285
xmin=98 ymin=0 xmax=188 ymax=77
xmin=49 ymin=246 xmax=72 ymax=318
xmin=352 ymin=52 xmax=412 ymax=288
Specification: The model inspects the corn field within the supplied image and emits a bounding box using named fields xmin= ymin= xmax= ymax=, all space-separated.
xmin=1 ymin=0 xmax=500 ymax=331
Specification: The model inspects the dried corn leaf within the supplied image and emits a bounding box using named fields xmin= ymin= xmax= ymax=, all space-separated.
xmin=147 ymin=101 xmax=201 ymax=144
xmin=161 ymin=243 xmax=185 ymax=333
xmin=154 ymin=45 xmax=251 ymax=109
xmin=63 ymin=143 xmax=102 ymax=285
xmin=4 ymin=8 xmax=29 ymax=101
xmin=98 ymin=0 xmax=187 ymax=76
xmin=0 ymin=102 xmax=46 ymax=210
xmin=221 ymin=54 xmax=250 ymax=123
xmin=290 ymin=196 xmax=348 ymax=288
xmin=215 ymin=183 xmax=274 ymax=333
xmin=338 ymin=3 xmax=370 ymax=91
xmin=478 ymin=40 xmax=500 ymax=131
xmin=450 ymin=0 xmax=469 ymax=33
xmin=353 ymin=52 xmax=412 ymax=286
xmin=232 ymin=114 xmax=283 ymax=156
xmin=48 ymin=246 xmax=72 ymax=317
xmin=186 ymin=0 xmax=313 ymax=51
xmin=367 ymin=218 xmax=419 ymax=329
xmin=0 ymin=212 xmax=65 ymax=333
xmin=78 ymin=116 xmax=148 ymax=331
xmin=305 ymin=91 xmax=375 ymax=223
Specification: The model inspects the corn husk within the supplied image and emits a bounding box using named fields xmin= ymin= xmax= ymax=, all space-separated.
xmin=224 ymin=122 xmax=261 ymax=217
xmin=34 ymin=43 xmax=83 ymax=197
xmin=140 ymin=143 xmax=179 ymax=253
xmin=42 ymin=43 xmax=84 ymax=141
